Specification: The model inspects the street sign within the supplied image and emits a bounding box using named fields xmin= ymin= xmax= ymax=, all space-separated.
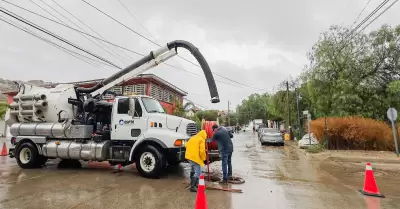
xmin=387 ymin=107 xmax=399 ymax=157
xmin=387 ymin=108 xmax=398 ymax=122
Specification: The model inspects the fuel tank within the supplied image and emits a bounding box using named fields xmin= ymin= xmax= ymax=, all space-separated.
xmin=42 ymin=140 xmax=111 ymax=161
xmin=10 ymin=123 xmax=93 ymax=139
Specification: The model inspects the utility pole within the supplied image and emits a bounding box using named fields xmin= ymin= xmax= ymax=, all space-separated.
xmin=286 ymin=80 xmax=293 ymax=140
xmin=296 ymin=89 xmax=302 ymax=138
xmin=265 ymin=104 xmax=268 ymax=127
xmin=227 ymin=100 xmax=230 ymax=126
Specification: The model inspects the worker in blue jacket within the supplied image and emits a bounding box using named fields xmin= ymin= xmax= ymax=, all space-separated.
xmin=209 ymin=124 xmax=233 ymax=184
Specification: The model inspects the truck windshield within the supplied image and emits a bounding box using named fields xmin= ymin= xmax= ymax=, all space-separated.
xmin=141 ymin=97 xmax=166 ymax=113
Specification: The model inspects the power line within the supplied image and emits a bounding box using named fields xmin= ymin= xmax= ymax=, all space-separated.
xmin=183 ymin=98 xmax=210 ymax=110
xmin=0 ymin=8 xmax=123 ymax=69
xmin=29 ymin=0 xmax=127 ymax=65
xmin=51 ymin=0 xmax=135 ymax=62
xmin=80 ymin=0 xmax=270 ymax=91
xmin=350 ymin=0 xmax=372 ymax=29
xmin=81 ymin=0 xmax=160 ymax=46
xmin=175 ymin=55 xmax=269 ymax=91
xmin=1 ymin=1 xmax=264 ymax=91
xmin=116 ymin=0 xmax=159 ymax=44
xmin=40 ymin=0 xmax=130 ymax=64
xmin=1 ymin=15 xmax=212 ymax=110
xmin=1 ymin=4 xmax=261 ymax=105
xmin=356 ymin=0 xmax=399 ymax=34
xmin=334 ymin=0 xmax=391 ymax=54
xmin=0 ymin=15 xmax=113 ymax=71
xmin=347 ymin=0 xmax=389 ymax=39
xmin=0 ymin=12 xmax=236 ymax=103
xmin=1 ymin=1 xmax=256 ymax=89
xmin=0 ymin=0 xmax=145 ymax=56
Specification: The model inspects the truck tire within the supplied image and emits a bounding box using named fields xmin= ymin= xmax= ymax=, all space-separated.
xmin=15 ymin=142 xmax=41 ymax=169
xmin=135 ymin=145 xmax=164 ymax=179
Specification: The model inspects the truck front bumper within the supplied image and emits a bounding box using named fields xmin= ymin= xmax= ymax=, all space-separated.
xmin=167 ymin=147 xmax=186 ymax=163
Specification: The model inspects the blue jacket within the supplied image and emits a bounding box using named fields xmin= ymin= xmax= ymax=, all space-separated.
xmin=210 ymin=127 xmax=233 ymax=153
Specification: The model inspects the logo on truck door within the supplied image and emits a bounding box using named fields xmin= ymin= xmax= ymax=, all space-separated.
xmin=119 ymin=119 xmax=134 ymax=125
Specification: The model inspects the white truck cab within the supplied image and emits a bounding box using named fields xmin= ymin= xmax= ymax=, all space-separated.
xmin=109 ymin=95 xmax=197 ymax=176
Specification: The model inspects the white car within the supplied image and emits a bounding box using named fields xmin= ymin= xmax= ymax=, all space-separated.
xmin=259 ymin=128 xmax=284 ymax=146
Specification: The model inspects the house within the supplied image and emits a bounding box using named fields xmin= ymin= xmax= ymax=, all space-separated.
xmin=2 ymin=73 xmax=188 ymax=115
xmin=185 ymin=106 xmax=200 ymax=117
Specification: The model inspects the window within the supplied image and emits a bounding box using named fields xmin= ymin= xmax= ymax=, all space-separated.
xmin=149 ymin=83 xmax=177 ymax=103
xmin=150 ymin=83 xmax=162 ymax=100
xmin=124 ymin=84 xmax=146 ymax=95
xmin=141 ymin=97 xmax=165 ymax=113
xmin=134 ymin=98 xmax=143 ymax=117
xmin=109 ymin=86 xmax=122 ymax=95
xmin=117 ymin=98 xmax=129 ymax=114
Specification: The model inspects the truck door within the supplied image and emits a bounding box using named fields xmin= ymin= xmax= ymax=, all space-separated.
xmin=111 ymin=98 xmax=146 ymax=141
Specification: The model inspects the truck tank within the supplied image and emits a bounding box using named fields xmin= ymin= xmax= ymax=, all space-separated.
xmin=7 ymin=83 xmax=77 ymax=125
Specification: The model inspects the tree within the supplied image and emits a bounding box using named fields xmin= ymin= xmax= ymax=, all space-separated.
xmin=0 ymin=102 xmax=7 ymax=119
xmin=301 ymin=24 xmax=400 ymax=119
xmin=236 ymin=93 xmax=271 ymax=124
xmin=172 ymin=99 xmax=185 ymax=117
xmin=196 ymin=110 xmax=218 ymax=121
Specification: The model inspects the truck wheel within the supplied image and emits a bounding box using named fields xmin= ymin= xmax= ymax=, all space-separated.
xmin=135 ymin=145 xmax=164 ymax=179
xmin=15 ymin=142 xmax=41 ymax=169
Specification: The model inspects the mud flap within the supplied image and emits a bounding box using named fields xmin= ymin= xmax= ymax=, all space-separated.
xmin=9 ymin=148 xmax=15 ymax=158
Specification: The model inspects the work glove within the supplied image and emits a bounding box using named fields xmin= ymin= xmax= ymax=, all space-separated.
xmin=204 ymin=160 xmax=209 ymax=165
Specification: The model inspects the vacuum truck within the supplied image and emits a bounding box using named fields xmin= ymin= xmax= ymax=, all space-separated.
xmin=5 ymin=40 xmax=220 ymax=179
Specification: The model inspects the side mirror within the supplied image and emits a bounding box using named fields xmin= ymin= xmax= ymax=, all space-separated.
xmin=128 ymin=98 xmax=135 ymax=117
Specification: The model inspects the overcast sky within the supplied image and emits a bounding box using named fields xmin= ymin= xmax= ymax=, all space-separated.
xmin=0 ymin=0 xmax=399 ymax=110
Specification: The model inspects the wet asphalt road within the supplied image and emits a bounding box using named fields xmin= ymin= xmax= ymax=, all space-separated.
xmin=1 ymin=132 xmax=399 ymax=209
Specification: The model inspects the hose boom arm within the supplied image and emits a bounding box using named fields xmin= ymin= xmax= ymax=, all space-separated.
xmin=76 ymin=40 xmax=220 ymax=103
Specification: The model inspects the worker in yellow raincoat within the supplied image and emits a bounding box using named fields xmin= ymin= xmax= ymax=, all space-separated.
xmin=185 ymin=130 xmax=207 ymax=192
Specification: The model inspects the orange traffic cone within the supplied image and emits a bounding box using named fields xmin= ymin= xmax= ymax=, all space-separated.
xmin=194 ymin=174 xmax=208 ymax=209
xmin=359 ymin=162 xmax=385 ymax=198
xmin=0 ymin=142 xmax=8 ymax=156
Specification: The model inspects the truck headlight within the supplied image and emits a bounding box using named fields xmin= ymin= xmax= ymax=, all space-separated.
xmin=174 ymin=139 xmax=187 ymax=147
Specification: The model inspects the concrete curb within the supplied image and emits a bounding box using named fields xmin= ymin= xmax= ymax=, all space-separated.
xmin=325 ymin=156 xmax=400 ymax=165
xmin=284 ymin=140 xmax=400 ymax=165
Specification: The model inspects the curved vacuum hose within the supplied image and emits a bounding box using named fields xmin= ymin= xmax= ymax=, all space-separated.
xmin=76 ymin=40 xmax=220 ymax=103
xmin=167 ymin=40 xmax=219 ymax=103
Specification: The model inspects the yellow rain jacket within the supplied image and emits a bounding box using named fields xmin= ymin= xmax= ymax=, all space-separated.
xmin=185 ymin=130 xmax=207 ymax=167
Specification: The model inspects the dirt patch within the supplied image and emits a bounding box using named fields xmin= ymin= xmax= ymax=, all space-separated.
xmin=319 ymin=158 xmax=400 ymax=196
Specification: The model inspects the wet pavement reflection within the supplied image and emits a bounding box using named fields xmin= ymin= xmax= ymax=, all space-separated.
xmin=1 ymin=133 xmax=399 ymax=209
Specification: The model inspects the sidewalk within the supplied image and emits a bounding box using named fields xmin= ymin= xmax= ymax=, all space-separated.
xmin=285 ymin=140 xmax=400 ymax=165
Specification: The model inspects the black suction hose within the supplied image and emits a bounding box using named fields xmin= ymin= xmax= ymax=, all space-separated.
xmin=167 ymin=40 xmax=220 ymax=103
xmin=76 ymin=40 xmax=220 ymax=104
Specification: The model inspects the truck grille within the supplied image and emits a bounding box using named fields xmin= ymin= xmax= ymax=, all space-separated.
xmin=186 ymin=123 xmax=198 ymax=136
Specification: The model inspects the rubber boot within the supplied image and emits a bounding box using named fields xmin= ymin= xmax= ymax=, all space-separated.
xmin=190 ymin=177 xmax=198 ymax=192
xmin=219 ymin=178 xmax=228 ymax=184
